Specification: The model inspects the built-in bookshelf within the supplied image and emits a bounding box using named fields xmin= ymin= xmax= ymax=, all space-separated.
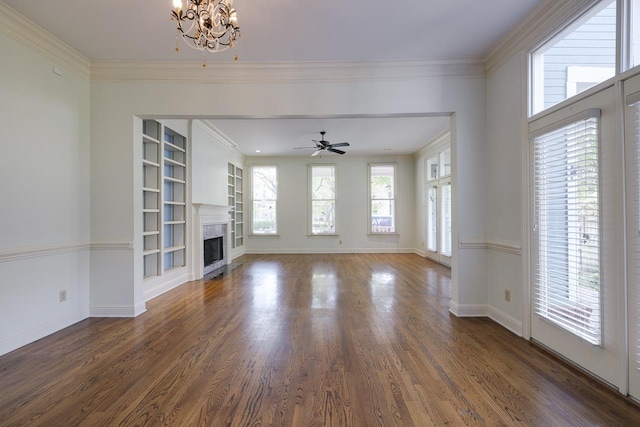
xmin=142 ymin=120 xmax=161 ymax=278
xmin=142 ymin=120 xmax=188 ymax=279
xmin=227 ymin=163 xmax=243 ymax=249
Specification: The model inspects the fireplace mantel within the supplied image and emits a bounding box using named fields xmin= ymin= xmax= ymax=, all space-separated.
xmin=192 ymin=204 xmax=233 ymax=279
xmin=192 ymin=203 xmax=233 ymax=219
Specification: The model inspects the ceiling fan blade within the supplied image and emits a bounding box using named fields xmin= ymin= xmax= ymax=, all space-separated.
xmin=293 ymin=146 xmax=315 ymax=149
xmin=328 ymin=148 xmax=345 ymax=155
xmin=311 ymin=150 xmax=322 ymax=157
xmin=328 ymin=142 xmax=349 ymax=148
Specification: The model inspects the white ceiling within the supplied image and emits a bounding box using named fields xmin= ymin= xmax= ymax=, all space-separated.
xmin=206 ymin=115 xmax=451 ymax=157
xmin=1 ymin=0 xmax=543 ymax=156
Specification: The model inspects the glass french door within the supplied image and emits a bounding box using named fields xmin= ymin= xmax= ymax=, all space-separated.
xmin=426 ymin=182 xmax=452 ymax=266
xmin=529 ymin=86 xmax=622 ymax=388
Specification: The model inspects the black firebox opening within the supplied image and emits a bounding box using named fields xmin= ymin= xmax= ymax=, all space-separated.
xmin=204 ymin=236 xmax=223 ymax=267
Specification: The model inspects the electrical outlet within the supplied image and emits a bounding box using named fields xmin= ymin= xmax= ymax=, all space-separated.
xmin=59 ymin=290 xmax=67 ymax=302
xmin=339 ymin=240 xmax=342 ymax=245
xmin=505 ymin=290 xmax=511 ymax=302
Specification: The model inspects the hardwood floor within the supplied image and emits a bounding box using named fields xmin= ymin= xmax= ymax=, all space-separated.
xmin=1 ymin=254 xmax=639 ymax=426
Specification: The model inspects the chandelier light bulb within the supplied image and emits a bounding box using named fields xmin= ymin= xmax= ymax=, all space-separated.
xmin=171 ymin=0 xmax=240 ymax=56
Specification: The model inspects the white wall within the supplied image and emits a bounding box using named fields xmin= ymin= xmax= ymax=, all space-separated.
xmin=244 ymin=155 xmax=415 ymax=253
xmin=191 ymin=120 xmax=244 ymax=206
xmin=88 ymin=73 xmax=488 ymax=318
xmin=0 ymin=33 xmax=91 ymax=355
xmin=486 ymin=53 xmax=526 ymax=335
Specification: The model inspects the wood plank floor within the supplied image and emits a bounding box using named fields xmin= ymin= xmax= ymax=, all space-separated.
xmin=1 ymin=254 xmax=639 ymax=426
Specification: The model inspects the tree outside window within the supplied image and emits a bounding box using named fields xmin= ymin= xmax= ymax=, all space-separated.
xmin=252 ymin=165 xmax=277 ymax=234
xmin=369 ymin=164 xmax=396 ymax=233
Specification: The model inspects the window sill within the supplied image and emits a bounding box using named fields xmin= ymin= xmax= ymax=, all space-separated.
xmin=249 ymin=234 xmax=280 ymax=238
xmin=307 ymin=233 xmax=340 ymax=237
xmin=368 ymin=232 xmax=400 ymax=236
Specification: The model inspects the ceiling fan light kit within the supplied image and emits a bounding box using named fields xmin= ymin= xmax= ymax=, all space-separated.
xmin=171 ymin=0 xmax=240 ymax=65
xmin=294 ymin=131 xmax=351 ymax=157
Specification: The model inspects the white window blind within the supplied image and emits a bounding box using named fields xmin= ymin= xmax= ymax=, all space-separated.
xmin=440 ymin=183 xmax=452 ymax=257
xmin=531 ymin=110 xmax=601 ymax=345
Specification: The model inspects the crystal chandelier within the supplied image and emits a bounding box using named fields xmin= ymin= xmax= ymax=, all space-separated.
xmin=171 ymin=0 xmax=240 ymax=64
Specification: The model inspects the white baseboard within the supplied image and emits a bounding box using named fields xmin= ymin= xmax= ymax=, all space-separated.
xmin=414 ymin=249 xmax=427 ymax=257
xmin=90 ymin=304 xmax=146 ymax=317
xmin=488 ymin=306 xmax=523 ymax=337
xmin=0 ymin=308 xmax=89 ymax=356
xmin=244 ymin=248 xmax=416 ymax=255
xmin=144 ymin=273 xmax=189 ymax=302
xmin=449 ymin=302 xmax=489 ymax=317
xmin=231 ymin=247 xmax=246 ymax=260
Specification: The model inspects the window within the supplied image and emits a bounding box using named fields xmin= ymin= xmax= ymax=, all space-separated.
xmin=310 ymin=165 xmax=336 ymax=235
xmin=531 ymin=0 xmax=616 ymax=115
xmin=425 ymin=138 xmax=452 ymax=266
xmin=531 ymin=110 xmax=601 ymax=345
xmin=427 ymin=156 xmax=438 ymax=180
xmin=439 ymin=148 xmax=451 ymax=178
xmin=369 ymin=164 xmax=396 ymax=234
xmin=251 ymin=165 xmax=277 ymax=234
xmin=427 ymin=185 xmax=438 ymax=252
xmin=440 ymin=183 xmax=452 ymax=257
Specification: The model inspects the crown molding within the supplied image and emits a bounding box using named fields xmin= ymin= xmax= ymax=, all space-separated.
xmin=193 ymin=120 xmax=244 ymax=155
xmin=90 ymin=58 xmax=485 ymax=83
xmin=0 ymin=2 xmax=90 ymax=80
xmin=416 ymin=129 xmax=451 ymax=158
xmin=486 ymin=0 xmax=601 ymax=74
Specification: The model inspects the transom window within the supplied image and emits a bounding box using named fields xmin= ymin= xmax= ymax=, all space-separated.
xmin=531 ymin=0 xmax=616 ymax=115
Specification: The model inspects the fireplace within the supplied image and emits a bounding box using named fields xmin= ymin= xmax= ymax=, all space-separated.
xmin=204 ymin=236 xmax=223 ymax=268
xmin=202 ymin=223 xmax=227 ymax=276
xmin=192 ymin=204 xmax=232 ymax=279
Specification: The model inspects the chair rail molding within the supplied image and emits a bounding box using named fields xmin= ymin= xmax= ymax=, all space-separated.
xmin=458 ymin=238 xmax=522 ymax=255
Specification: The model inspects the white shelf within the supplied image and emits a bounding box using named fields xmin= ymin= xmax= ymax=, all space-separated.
xmin=164 ymin=157 xmax=186 ymax=167
xmin=142 ymin=159 xmax=160 ymax=167
xmin=143 ymin=134 xmax=160 ymax=144
xmin=143 ymin=120 xmax=188 ymax=279
xmin=164 ymin=245 xmax=186 ymax=254
xmin=164 ymin=141 xmax=185 ymax=153
xmin=164 ymin=176 xmax=185 ymax=184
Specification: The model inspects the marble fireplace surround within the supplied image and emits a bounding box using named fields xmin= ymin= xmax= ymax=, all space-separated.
xmin=193 ymin=204 xmax=232 ymax=279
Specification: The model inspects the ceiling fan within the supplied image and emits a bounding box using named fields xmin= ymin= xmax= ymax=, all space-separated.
xmin=294 ymin=131 xmax=350 ymax=156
